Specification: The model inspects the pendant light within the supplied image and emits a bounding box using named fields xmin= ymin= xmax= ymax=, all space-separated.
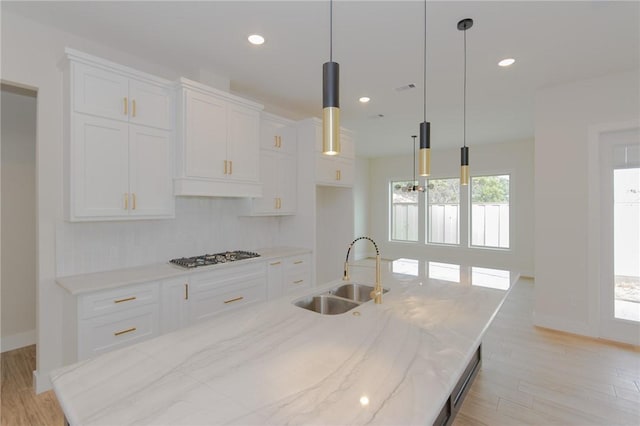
xmin=418 ymin=0 xmax=431 ymax=176
xmin=323 ymin=0 xmax=340 ymax=155
xmin=458 ymin=18 xmax=473 ymax=185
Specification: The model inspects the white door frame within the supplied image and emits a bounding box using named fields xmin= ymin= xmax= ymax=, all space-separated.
xmin=587 ymin=120 xmax=640 ymax=345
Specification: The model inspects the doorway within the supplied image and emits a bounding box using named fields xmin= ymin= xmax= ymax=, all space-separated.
xmin=1 ymin=83 xmax=37 ymax=353
xmin=599 ymin=127 xmax=640 ymax=344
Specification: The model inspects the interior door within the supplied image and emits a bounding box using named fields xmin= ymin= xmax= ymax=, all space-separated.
xmin=599 ymin=127 xmax=640 ymax=345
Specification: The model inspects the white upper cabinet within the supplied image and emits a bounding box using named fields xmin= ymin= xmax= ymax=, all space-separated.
xmin=72 ymin=61 xmax=172 ymax=130
xmin=300 ymin=118 xmax=355 ymax=187
xmin=248 ymin=113 xmax=297 ymax=215
xmin=175 ymin=78 xmax=263 ymax=197
xmin=65 ymin=48 xmax=175 ymax=221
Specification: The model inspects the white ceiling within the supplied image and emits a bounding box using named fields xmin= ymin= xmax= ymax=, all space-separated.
xmin=4 ymin=1 xmax=639 ymax=158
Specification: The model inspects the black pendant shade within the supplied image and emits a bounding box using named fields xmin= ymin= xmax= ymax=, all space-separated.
xmin=323 ymin=61 xmax=339 ymax=109
xmin=419 ymin=121 xmax=431 ymax=176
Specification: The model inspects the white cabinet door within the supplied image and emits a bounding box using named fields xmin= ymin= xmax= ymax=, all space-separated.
xmin=266 ymin=259 xmax=284 ymax=299
xmin=254 ymin=150 xmax=280 ymax=214
xmin=278 ymin=153 xmax=297 ymax=214
xmin=129 ymin=79 xmax=173 ymax=130
xmin=72 ymin=62 xmax=129 ymax=122
xmin=161 ymin=277 xmax=190 ymax=333
xmin=316 ymin=155 xmax=354 ymax=187
xmin=129 ymin=125 xmax=174 ymax=217
xmin=227 ymin=103 xmax=260 ymax=183
xmin=184 ymin=90 xmax=228 ymax=179
xmin=72 ymin=114 xmax=130 ymax=218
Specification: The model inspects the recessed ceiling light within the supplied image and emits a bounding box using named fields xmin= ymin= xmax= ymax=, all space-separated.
xmin=359 ymin=97 xmax=370 ymax=103
xmin=498 ymin=58 xmax=515 ymax=67
xmin=248 ymin=34 xmax=265 ymax=45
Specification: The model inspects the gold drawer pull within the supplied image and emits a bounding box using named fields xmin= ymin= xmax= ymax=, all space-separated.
xmin=132 ymin=193 xmax=137 ymax=210
xmin=124 ymin=97 xmax=128 ymax=115
xmin=124 ymin=193 xmax=129 ymax=210
xmin=274 ymin=135 xmax=279 ymax=147
xmin=114 ymin=327 xmax=136 ymax=336
xmin=132 ymin=99 xmax=136 ymax=117
xmin=294 ymin=260 xmax=304 ymax=264
xmin=224 ymin=296 xmax=244 ymax=304
xmin=224 ymin=160 xmax=228 ymax=174
xmin=293 ymin=280 xmax=304 ymax=284
xmin=270 ymin=261 xmax=281 ymax=266
xmin=114 ymin=296 xmax=136 ymax=304
xmin=229 ymin=160 xmax=233 ymax=174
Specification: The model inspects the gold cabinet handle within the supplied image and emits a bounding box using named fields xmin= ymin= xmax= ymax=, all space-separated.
xmin=132 ymin=193 xmax=136 ymax=210
xmin=270 ymin=261 xmax=281 ymax=266
xmin=224 ymin=296 xmax=244 ymax=304
xmin=274 ymin=135 xmax=279 ymax=148
xmin=124 ymin=97 xmax=128 ymax=115
xmin=184 ymin=283 xmax=189 ymax=300
xmin=132 ymin=99 xmax=136 ymax=117
xmin=278 ymin=136 xmax=282 ymax=148
xmin=114 ymin=296 xmax=136 ymax=304
xmin=114 ymin=327 xmax=136 ymax=336
xmin=293 ymin=280 xmax=304 ymax=284
xmin=124 ymin=193 xmax=129 ymax=210
xmin=224 ymin=160 xmax=228 ymax=174
xmin=294 ymin=260 xmax=304 ymax=265
xmin=335 ymin=170 xmax=340 ymax=181
xmin=274 ymin=198 xmax=279 ymax=210
xmin=229 ymin=160 xmax=233 ymax=174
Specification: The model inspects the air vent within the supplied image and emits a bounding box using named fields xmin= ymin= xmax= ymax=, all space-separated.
xmin=395 ymin=84 xmax=416 ymax=92
xmin=368 ymin=114 xmax=385 ymax=119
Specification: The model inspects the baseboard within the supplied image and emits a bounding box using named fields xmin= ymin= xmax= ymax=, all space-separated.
xmin=33 ymin=369 xmax=52 ymax=394
xmin=0 ymin=329 xmax=36 ymax=353
xmin=532 ymin=312 xmax=593 ymax=338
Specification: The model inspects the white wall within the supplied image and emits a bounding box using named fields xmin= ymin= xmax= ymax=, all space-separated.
xmin=353 ymin=157 xmax=371 ymax=260
xmin=368 ymin=139 xmax=534 ymax=274
xmin=0 ymin=10 xmax=285 ymax=392
xmin=534 ymin=70 xmax=640 ymax=338
xmin=1 ymin=87 xmax=37 ymax=352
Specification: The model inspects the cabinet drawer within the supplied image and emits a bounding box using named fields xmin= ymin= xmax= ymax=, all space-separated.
xmin=79 ymin=281 xmax=159 ymax=319
xmin=283 ymin=271 xmax=311 ymax=293
xmin=190 ymin=263 xmax=265 ymax=293
xmin=285 ymin=254 xmax=311 ymax=275
xmin=190 ymin=276 xmax=266 ymax=323
xmin=78 ymin=304 xmax=159 ymax=360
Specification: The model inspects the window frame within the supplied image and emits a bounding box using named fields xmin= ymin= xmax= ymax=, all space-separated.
xmin=469 ymin=173 xmax=511 ymax=250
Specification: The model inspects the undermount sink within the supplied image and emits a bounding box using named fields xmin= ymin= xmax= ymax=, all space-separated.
xmin=330 ymin=283 xmax=388 ymax=303
xmin=293 ymin=283 xmax=389 ymax=315
xmin=294 ymin=295 xmax=360 ymax=315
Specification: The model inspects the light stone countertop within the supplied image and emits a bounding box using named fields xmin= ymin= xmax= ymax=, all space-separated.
xmin=51 ymin=258 xmax=517 ymax=425
xmin=55 ymin=247 xmax=311 ymax=295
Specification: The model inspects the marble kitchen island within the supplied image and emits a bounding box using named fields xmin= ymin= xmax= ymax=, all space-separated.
xmin=51 ymin=259 xmax=517 ymax=425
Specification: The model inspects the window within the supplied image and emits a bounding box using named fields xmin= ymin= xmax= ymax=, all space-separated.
xmin=391 ymin=180 xmax=419 ymax=241
xmin=427 ymin=178 xmax=460 ymax=244
xmin=471 ymin=175 xmax=510 ymax=248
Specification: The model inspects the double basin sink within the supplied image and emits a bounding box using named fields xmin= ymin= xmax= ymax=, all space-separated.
xmin=294 ymin=283 xmax=389 ymax=315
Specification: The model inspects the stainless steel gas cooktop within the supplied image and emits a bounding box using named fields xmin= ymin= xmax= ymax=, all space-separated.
xmin=169 ymin=250 xmax=260 ymax=268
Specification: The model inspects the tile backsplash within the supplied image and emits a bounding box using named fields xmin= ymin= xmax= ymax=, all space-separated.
xmin=56 ymin=197 xmax=280 ymax=276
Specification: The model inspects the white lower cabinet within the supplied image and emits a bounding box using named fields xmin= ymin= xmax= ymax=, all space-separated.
xmin=267 ymin=253 xmax=312 ymax=298
xmin=189 ymin=263 xmax=267 ymax=324
xmin=160 ymin=276 xmax=190 ymax=333
xmin=62 ymin=253 xmax=309 ymax=364
xmin=72 ymin=281 xmax=161 ymax=361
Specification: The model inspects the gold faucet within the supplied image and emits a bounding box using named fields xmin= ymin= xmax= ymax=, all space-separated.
xmin=343 ymin=237 xmax=383 ymax=304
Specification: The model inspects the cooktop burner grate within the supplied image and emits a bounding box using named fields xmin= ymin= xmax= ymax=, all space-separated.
xmin=169 ymin=250 xmax=261 ymax=268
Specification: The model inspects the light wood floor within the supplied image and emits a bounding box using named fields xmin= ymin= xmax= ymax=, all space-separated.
xmin=454 ymin=278 xmax=640 ymax=426
xmin=1 ymin=278 xmax=638 ymax=425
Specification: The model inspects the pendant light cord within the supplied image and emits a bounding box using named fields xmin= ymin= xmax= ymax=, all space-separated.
xmin=330 ymin=0 xmax=333 ymax=61
xmin=423 ymin=0 xmax=427 ymax=122
xmin=413 ymin=136 xmax=417 ymax=183
xmin=463 ymin=26 xmax=467 ymax=148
